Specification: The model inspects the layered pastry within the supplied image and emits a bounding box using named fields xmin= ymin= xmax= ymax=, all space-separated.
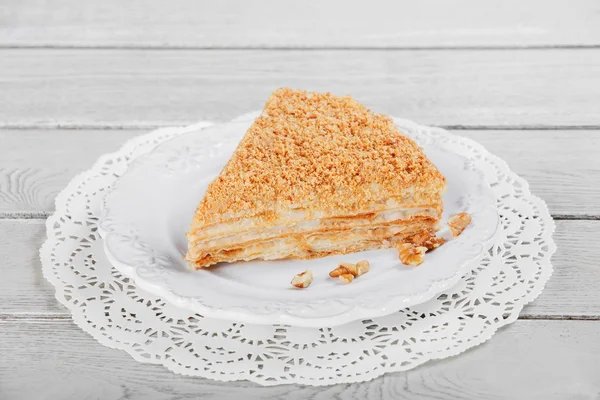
xmin=186 ymin=88 xmax=446 ymax=269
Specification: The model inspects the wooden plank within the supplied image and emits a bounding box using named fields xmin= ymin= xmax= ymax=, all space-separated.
xmin=458 ymin=130 xmax=600 ymax=218
xmin=0 ymin=220 xmax=65 ymax=315
xmin=0 ymin=130 xmax=141 ymax=216
xmin=522 ymin=220 xmax=600 ymax=318
xmin=2 ymin=0 xmax=600 ymax=48
xmin=1 ymin=130 xmax=598 ymax=216
xmin=0 ymin=219 xmax=597 ymax=318
xmin=1 ymin=319 xmax=599 ymax=399
xmin=1 ymin=49 xmax=599 ymax=128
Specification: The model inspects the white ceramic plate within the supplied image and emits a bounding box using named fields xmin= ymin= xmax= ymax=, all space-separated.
xmin=99 ymin=118 xmax=499 ymax=327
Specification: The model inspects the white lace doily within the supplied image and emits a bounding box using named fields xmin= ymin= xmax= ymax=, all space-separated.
xmin=41 ymin=119 xmax=555 ymax=386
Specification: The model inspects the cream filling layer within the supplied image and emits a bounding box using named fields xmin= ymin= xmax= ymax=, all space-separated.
xmin=190 ymin=190 xmax=444 ymax=242
xmin=187 ymin=220 xmax=437 ymax=268
xmin=188 ymin=206 xmax=439 ymax=258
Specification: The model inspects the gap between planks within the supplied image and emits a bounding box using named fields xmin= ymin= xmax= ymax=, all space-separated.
xmin=3 ymin=124 xmax=600 ymax=131
xmin=1 ymin=313 xmax=598 ymax=323
xmin=2 ymin=213 xmax=599 ymax=221
xmin=2 ymin=45 xmax=600 ymax=51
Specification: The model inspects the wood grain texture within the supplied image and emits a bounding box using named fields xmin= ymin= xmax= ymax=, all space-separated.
xmin=0 ymin=220 xmax=66 ymax=316
xmin=1 ymin=130 xmax=598 ymax=217
xmin=1 ymin=319 xmax=599 ymax=399
xmin=1 ymin=49 xmax=599 ymax=128
xmin=0 ymin=129 xmax=141 ymax=215
xmin=1 ymin=1 xmax=596 ymax=395
xmin=0 ymin=219 xmax=596 ymax=318
xmin=2 ymin=0 xmax=600 ymax=48
xmin=522 ymin=220 xmax=600 ymax=318
xmin=459 ymin=130 xmax=600 ymax=218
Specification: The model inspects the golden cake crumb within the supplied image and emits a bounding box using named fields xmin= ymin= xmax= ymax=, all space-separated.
xmin=396 ymin=243 xmax=427 ymax=266
xmin=291 ymin=269 xmax=313 ymax=288
xmin=448 ymin=212 xmax=472 ymax=237
xmin=195 ymin=88 xmax=446 ymax=225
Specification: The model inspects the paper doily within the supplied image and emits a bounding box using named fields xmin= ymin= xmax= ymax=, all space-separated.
xmin=41 ymin=119 xmax=555 ymax=386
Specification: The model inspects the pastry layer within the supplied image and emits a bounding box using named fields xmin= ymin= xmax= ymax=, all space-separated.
xmin=187 ymin=218 xmax=437 ymax=269
xmin=189 ymin=189 xmax=443 ymax=243
xmin=188 ymin=204 xmax=440 ymax=258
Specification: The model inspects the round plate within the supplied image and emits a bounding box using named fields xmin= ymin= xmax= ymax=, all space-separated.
xmin=99 ymin=118 xmax=499 ymax=327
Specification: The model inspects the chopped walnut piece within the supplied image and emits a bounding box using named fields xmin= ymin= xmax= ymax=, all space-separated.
xmin=448 ymin=212 xmax=472 ymax=237
xmin=339 ymin=273 xmax=354 ymax=284
xmin=355 ymin=260 xmax=371 ymax=276
xmin=291 ymin=269 xmax=314 ymax=288
xmin=330 ymin=260 xmax=370 ymax=280
xmin=396 ymin=243 xmax=427 ymax=266
xmin=329 ymin=262 xmax=353 ymax=278
xmin=407 ymin=231 xmax=446 ymax=251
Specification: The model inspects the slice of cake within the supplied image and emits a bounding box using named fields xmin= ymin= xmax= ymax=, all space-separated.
xmin=186 ymin=88 xmax=446 ymax=269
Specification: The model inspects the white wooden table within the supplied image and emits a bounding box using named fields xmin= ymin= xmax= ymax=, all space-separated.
xmin=1 ymin=1 xmax=599 ymax=398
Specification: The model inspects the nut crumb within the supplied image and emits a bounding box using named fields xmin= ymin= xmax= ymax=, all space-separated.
xmin=291 ymin=269 xmax=314 ymax=288
xmin=448 ymin=212 xmax=472 ymax=237
xmin=356 ymin=260 xmax=371 ymax=276
xmin=330 ymin=260 xmax=370 ymax=280
xmin=339 ymin=273 xmax=354 ymax=284
xmin=329 ymin=262 xmax=353 ymax=277
xmin=396 ymin=243 xmax=427 ymax=266
xmin=406 ymin=231 xmax=446 ymax=251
